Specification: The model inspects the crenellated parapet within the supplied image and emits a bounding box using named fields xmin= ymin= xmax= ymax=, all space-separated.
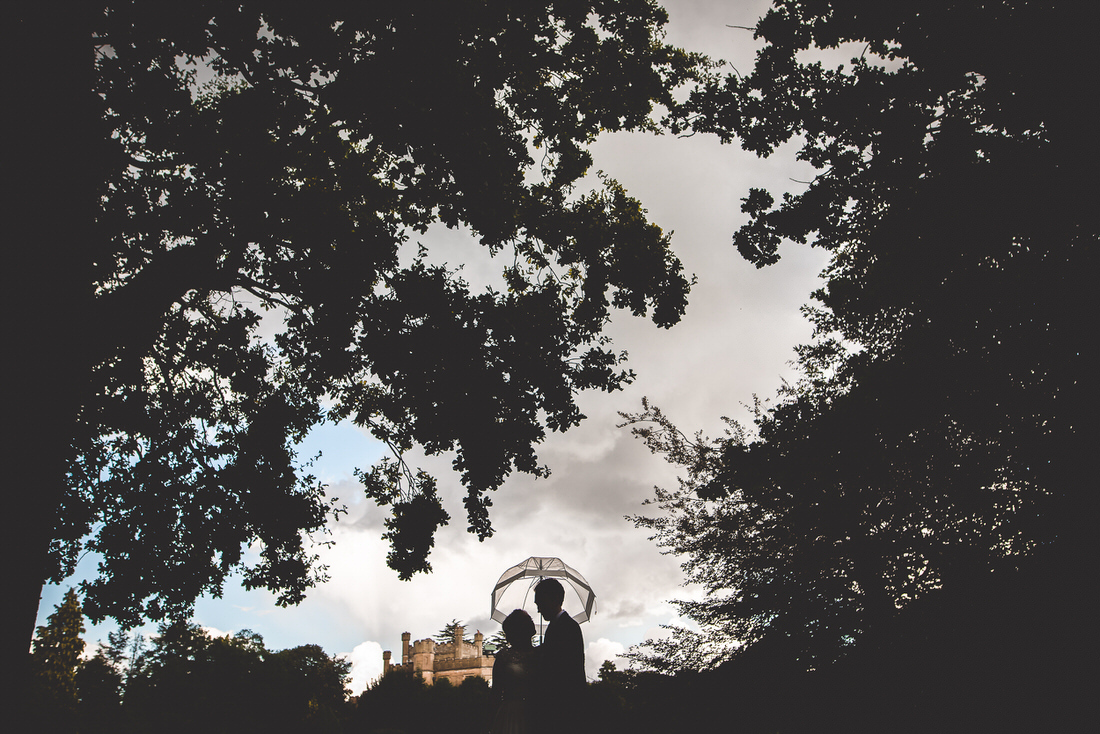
xmin=381 ymin=624 xmax=495 ymax=687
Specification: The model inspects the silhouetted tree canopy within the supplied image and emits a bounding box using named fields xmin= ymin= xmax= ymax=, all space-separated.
xmin=81 ymin=620 xmax=353 ymax=733
xmin=9 ymin=0 xmax=699 ymax=664
xmin=628 ymin=0 xmax=1096 ymax=671
xmin=74 ymin=653 xmax=124 ymax=734
xmin=353 ymin=668 xmax=496 ymax=734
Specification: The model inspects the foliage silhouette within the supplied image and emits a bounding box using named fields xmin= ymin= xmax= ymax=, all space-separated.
xmin=48 ymin=599 xmax=1075 ymax=734
xmin=75 ymin=653 xmax=125 ymax=734
xmin=353 ymin=668 xmax=429 ymax=733
xmin=62 ymin=620 xmax=353 ymax=734
xmin=353 ymin=671 xmax=497 ymax=734
xmin=8 ymin=1 xmax=702 ymax=671
xmin=629 ymin=0 xmax=1096 ymax=685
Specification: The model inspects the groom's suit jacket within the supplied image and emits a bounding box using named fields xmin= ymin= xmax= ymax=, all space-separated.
xmin=541 ymin=609 xmax=586 ymax=695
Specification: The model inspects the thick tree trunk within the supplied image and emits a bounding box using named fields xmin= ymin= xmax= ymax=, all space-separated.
xmin=5 ymin=3 xmax=96 ymax=692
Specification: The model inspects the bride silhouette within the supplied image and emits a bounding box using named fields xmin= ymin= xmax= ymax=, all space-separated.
xmin=490 ymin=609 xmax=537 ymax=734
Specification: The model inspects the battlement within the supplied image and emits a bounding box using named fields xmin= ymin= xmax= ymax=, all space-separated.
xmin=382 ymin=625 xmax=494 ymax=686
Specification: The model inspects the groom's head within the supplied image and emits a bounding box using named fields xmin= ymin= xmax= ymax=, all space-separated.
xmin=534 ymin=578 xmax=565 ymax=621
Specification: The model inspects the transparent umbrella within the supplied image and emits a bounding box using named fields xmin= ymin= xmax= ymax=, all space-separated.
xmin=490 ymin=557 xmax=596 ymax=633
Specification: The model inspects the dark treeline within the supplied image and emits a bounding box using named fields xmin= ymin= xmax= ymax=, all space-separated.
xmin=25 ymin=591 xmax=550 ymax=734
xmin=29 ymin=579 xmax=1082 ymax=734
xmin=29 ymin=590 xmax=351 ymax=734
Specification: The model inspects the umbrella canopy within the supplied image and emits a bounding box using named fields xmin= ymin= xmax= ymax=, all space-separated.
xmin=490 ymin=556 xmax=596 ymax=624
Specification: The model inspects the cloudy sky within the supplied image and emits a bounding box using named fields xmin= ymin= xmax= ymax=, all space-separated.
xmin=39 ymin=0 xmax=832 ymax=695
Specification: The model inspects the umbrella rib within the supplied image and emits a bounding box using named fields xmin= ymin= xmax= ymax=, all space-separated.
xmin=490 ymin=557 xmax=597 ymax=626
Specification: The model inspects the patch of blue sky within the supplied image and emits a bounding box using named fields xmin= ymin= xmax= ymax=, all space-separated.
xmin=296 ymin=419 xmax=386 ymax=485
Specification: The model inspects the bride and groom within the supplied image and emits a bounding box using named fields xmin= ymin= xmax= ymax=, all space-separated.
xmin=490 ymin=578 xmax=586 ymax=734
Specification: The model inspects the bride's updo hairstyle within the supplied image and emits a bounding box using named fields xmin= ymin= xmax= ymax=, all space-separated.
xmin=502 ymin=609 xmax=536 ymax=646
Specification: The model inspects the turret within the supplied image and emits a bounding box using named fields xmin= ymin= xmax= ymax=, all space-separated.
xmin=474 ymin=630 xmax=483 ymax=658
xmin=402 ymin=632 xmax=411 ymax=666
xmin=412 ymin=637 xmax=436 ymax=684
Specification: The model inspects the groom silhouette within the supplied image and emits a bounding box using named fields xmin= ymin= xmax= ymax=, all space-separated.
xmin=534 ymin=578 xmax=585 ymax=713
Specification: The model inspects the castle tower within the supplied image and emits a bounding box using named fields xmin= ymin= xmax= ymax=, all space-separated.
xmin=381 ymin=622 xmax=495 ymax=686
xmin=412 ymin=637 xmax=436 ymax=684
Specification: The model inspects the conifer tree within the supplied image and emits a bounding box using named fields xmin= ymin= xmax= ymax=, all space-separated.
xmin=434 ymin=620 xmax=472 ymax=645
xmin=32 ymin=588 xmax=86 ymax=707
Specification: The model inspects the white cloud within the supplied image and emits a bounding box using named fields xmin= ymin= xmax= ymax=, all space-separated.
xmin=342 ymin=640 xmax=384 ymax=696
xmin=585 ymin=638 xmax=628 ymax=681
